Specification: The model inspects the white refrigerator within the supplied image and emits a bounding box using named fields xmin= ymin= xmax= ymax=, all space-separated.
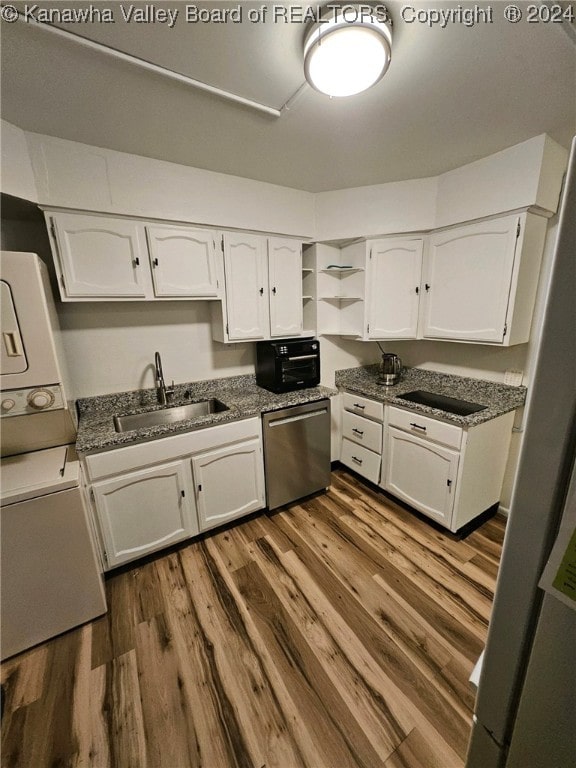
xmin=466 ymin=138 xmax=576 ymax=767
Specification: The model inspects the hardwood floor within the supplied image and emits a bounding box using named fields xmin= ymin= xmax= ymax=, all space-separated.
xmin=1 ymin=468 xmax=505 ymax=768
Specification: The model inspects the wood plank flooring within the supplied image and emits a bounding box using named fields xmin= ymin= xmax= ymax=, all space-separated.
xmin=1 ymin=468 xmax=505 ymax=768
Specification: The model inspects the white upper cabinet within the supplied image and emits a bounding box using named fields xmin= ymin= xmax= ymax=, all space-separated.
xmin=47 ymin=212 xmax=222 ymax=301
xmin=422 ymin=216 xmax=519 ymax=343
xmin=215 ymin=232 xmax=303 ymax=343
xmin=222 ymin=231 xmax=270 ymax=340
xmin=48 ymin=212 xmax=150 ymax=299
xmin=421 ymin=213 xmax=547 ymax=345
xmin=307 ymin=211 xmax=546 ymax=346
xmin=268 ymin=237 xmax=303 ymax=337
xmin=146 ymin=225 xmax=219 ymax=298
xmin=367 ymin=238 xmax=423 ymax=339
xmin=309 ymin=238 xmax=422 ymax=340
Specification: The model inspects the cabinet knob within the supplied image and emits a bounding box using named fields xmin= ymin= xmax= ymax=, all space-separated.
xmin=415 ymin=286 xmax=419 ymax=294
xmin=259 ymin=287 xmax=264 ymax=295
xmin=1 ymin=398 xmax=16 ymax=412
xmin=425 ymin=283 xmax=430 ymax=292
xmin=409 ymin=422 xmax=427 ymax=432
xmin=352 ymin=456 xmax=363 ymax=465
xmin=153 ymin=258 xmax=159 ymax=267
xmin=272 ymin=287 xmax=277 ymax=295
xmin=133 ymin=257 xmax=140 ymax=267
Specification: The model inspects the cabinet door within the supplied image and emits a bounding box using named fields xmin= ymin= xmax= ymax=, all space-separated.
xmin=92 ymin=461 xmax=197 ymax=568
xmin=50 ymin=213 xmax=149 ymax=298
xmin=367 ymin=238 xmax=423 ymax=339
xmin=223 ymin=232 xmax=269 ymax=340
xmin=146 ymin=225 xmax=219 ymax=297
xmin=385 ymin=427 xmax=459 ymax=527
xmin=192 ymin=439 xmax=265 ymax=532
xmin=422 ymin=216 xmax=520 ymax=343
xmin=268 ymin=238 xmax=303 ymax=337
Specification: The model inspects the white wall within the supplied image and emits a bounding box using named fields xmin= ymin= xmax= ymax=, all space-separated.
xmin=434 ymin=134 xmax=567 ymax=229
xmin=57 ymin=302 xmax=254 ymax=399
xmin=314 ymin=134 xmax=567 ymax=241
xmin=23 ymin=128 xmax=316 ymax=238
xmin=314 ymin=177 xmax=438 ymax=241
xmin=0 ymin=121 xmax=38 ymax=202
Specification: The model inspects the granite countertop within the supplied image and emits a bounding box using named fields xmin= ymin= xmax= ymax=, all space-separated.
xmin=335 ymin=365 xmax=526 ymax=427
xmin=75 ymin=374 xmax=336 ymax=454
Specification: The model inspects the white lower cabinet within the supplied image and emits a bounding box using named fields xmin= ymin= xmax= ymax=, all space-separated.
xmin=383 ymin=405 xmax=515 ymax=532
xmin=340 ymin=438 xmax=381 ymax=484
xmin=340 ymin=394 xmax=515 ymax=533
xmin=192 ymin=438 xmax=265 ymax=532
xmin=385 ymin=427 xmax=459 ymax=527
xmin=85 ymin=417 xmax=265 ymax=570
xmin=92 ymin=461 xmax=197 ymax=569
xmin=339 ymin=392 xmax=384 ymax=484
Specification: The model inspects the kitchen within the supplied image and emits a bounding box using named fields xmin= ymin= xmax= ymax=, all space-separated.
xmin=1 ymin=3 xmax=575 ymax=767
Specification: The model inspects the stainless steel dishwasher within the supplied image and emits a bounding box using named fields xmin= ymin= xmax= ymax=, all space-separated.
xmin=262 ymin=399 xmax=331 ymax=510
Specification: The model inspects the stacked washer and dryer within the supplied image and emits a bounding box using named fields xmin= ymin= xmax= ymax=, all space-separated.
xmin=0 ymin=250 xmax=106 ymax=660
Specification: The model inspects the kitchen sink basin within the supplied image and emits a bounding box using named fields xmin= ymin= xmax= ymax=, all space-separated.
xmin=113 ymin=399 xmax=229 ymax=433
xmin=397 ymin=390 xmax=487 ymax=416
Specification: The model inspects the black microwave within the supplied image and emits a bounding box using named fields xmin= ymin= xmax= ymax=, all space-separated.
xmin=256 ymin=338 xmax=320 ymax=393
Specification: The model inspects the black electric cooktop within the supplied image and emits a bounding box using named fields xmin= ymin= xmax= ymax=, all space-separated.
xmin=397 ymin=390 xmax=488 ymax=417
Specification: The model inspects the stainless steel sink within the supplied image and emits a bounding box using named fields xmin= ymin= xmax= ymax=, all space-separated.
xmin=113 ymin=399 xmax=229 ymax=433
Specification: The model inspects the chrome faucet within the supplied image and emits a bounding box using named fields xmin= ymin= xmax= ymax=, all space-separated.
xmin=154 ymin=351 xmax=174 ymax=406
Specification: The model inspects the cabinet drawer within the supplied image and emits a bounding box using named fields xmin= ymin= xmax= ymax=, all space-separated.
xmin=387 ymin=406 xmax=462 ymax=450
xmin=342 ymin=392 xmax=384 ymax=422
xmin=342 ymin=411 xmax=382 ymax=453
xmin=340 ymin=438 xmax=381 ymax=484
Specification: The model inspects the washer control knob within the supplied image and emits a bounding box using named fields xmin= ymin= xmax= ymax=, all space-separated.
xmin=1 ymin=398 xmax=16 ymax=412
xmin=27 ymin=389 xmax=55 ymax=410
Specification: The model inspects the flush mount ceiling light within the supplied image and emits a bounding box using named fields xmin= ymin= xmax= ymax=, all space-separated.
xmin=304 ymin=4 xmax=393 ymax=97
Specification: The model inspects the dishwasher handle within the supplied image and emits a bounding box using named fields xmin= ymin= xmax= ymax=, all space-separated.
xmin=268 ymin=407 xmax=328 ymax=428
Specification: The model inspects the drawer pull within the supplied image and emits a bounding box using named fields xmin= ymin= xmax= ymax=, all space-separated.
xmin=410 ymin=422 xmax=427 ymax=432
xmin=351 ymin=455 xmax=363 ymax=465
xmin=352 ymin=428 xmax=364 ymax=436
xmin=353 ymin=403 xmax=366 ymax=410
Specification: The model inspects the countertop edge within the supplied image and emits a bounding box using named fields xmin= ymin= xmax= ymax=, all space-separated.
xmin=335 ymin=365 xmax=526 ymax=427
xmin=76 ymin=383 xmax=337 ymax=455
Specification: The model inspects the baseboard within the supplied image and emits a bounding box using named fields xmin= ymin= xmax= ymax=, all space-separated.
xmin=498 ymin=503 xmax=510 ymax=518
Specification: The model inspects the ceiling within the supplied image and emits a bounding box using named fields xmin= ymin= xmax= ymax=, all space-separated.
xmin=1 ymin=1 xmax=575 ymax=192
